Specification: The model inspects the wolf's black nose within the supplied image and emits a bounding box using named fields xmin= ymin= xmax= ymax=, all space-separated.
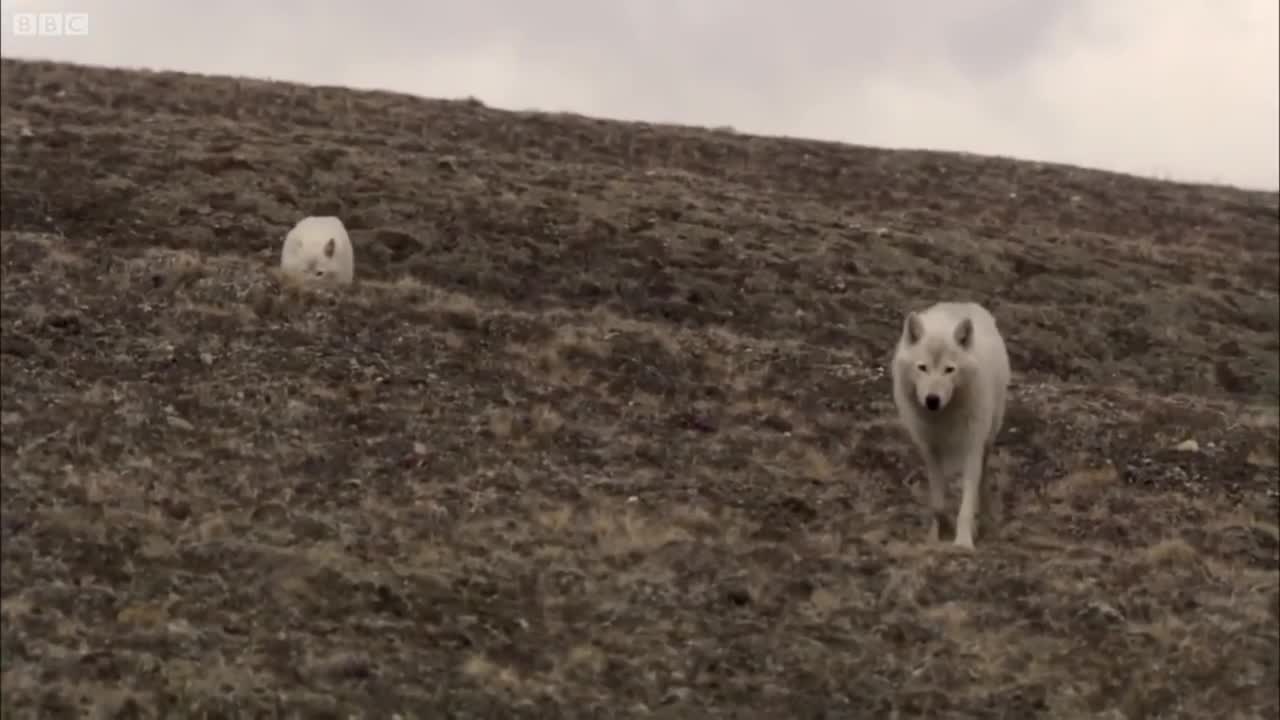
xmin=925 ymin=395 xmax=940 ymax=411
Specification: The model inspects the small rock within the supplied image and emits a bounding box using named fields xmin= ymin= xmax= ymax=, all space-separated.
xmin=661 ymin=687 xmax=692 ymax=705
xmin=1080 ymin=601 xmax=1125 ymax=624
xmin=675 ymin=412 xmax=717 ymax=433
xmin=312 ymin=652 xmax=375 ymax=680
xmin=1175 ymin=439 xmax=1199 ymax=452
xmin=413 ymin=441 xmax=428 ymax=456
xmin=0 ymin=334 xmax=37 ymax=357
xmin=422 ymin=501 xmax=448 ymax=522
xmin=166 ymin=619 xmax=199 ymax=637
xmin=762 ymin=414 xmax=793 ymax=433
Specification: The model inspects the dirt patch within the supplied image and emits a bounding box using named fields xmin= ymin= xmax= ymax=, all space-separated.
xmin=2 ymin=58 xmax=1278 ymax=718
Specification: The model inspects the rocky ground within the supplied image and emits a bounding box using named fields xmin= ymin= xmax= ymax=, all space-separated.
xmin=1 ymin=57 xmax=1278 ymax=718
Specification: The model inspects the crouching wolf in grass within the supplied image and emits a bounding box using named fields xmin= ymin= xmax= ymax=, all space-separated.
xmin=280 ymin=216 xmax=355 ymax=285
xmin=891 ymin=301 xmax=1011 ymax=549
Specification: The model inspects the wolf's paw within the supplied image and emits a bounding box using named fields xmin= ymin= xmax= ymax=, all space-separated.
xmin=953 ymin=535 xmax=975 ymax=551
xmin=927 ymin=518 xmax=942 ymax=543
xmin=929 ymin=511 xmax=951 ymax=543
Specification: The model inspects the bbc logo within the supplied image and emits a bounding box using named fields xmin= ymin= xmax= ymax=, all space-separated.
xmin=11 ymin=12 xmax=90 ymax=36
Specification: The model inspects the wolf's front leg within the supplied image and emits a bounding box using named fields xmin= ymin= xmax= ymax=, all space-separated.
xmin=953 ymin=449 xmax=984 ymax=550
xmin=978 ymin=443 xmax=998 ymax=541
xmin=924 ymin=454 xmax=948 ymax=543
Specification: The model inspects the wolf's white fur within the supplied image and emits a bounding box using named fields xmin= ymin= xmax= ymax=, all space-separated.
xmin=279 ymin=216 xmax=355 ymax=284
xmin=890 ymin=301 xmax=1011 ymax=549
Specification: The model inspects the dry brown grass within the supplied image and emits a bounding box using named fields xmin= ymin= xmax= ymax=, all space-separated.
xmin=1 ymin=57 xmax=1278 ymax=718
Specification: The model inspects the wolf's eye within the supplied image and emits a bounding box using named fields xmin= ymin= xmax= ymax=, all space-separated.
xmin=916 ymin=363 xmax=928 ymax=372
xmin=944 ymin=366 xmax=956 ymax=374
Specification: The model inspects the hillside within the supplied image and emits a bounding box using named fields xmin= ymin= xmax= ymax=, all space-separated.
xmin=1 ymin=57 xmax=1277 ymax=718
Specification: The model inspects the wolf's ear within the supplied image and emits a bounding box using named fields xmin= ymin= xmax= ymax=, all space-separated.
xmin=904 ymin=312 xmax=923 ymax=345
xmin=954 ymin=317 xmax=973 ymax=349
xmin=323 ymin=238 xmax=336 ymax=258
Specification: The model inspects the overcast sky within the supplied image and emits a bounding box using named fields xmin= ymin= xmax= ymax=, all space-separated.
xmin=3 ymin=0 xmax=1277 ymax=190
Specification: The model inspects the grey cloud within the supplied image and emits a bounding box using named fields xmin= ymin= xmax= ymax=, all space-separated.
xmin=2 ymin=0 xmax=1276 ymax=189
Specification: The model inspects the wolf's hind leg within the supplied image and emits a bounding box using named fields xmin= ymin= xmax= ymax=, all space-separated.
xmin=977 ymin=444 xmax=1000 ymax=541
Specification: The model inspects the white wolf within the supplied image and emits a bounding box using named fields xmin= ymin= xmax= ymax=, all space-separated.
xmin=890 ymin=301 xmax=1011 ymax=549
xmin=279 ymin=216 xmax=355 ymax=284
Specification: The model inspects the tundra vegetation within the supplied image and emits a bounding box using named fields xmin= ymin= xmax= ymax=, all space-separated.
xmin=1 ymin=58 xmax=1277 ymax=718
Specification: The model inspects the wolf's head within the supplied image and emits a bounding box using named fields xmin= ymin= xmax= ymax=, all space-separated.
xmin=300 ymin=237 xmax=340 ymax=280
xmin=897 ymin=311 xmax=978 ymax=413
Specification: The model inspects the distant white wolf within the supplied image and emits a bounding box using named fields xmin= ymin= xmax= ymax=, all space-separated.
xmin=890 ymin=301 xmax=1011 ymax=549
xmin=279 ymin=216 xmax=355 ymax=284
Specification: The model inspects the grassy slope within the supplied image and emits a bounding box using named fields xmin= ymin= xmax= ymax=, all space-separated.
xmin=1 ymin=57 xmax=1278 ymax=718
